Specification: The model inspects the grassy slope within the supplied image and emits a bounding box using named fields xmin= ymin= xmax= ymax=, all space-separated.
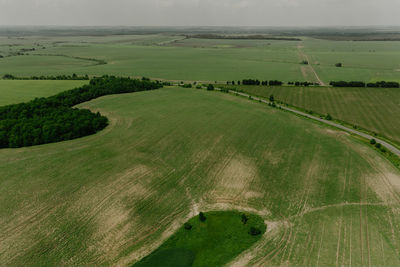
xmin=1 ymin=87 xmax=400 ymax=266
xmin=134 ymin=211 xmax=266 ymax=267
xmin=0 ymin=80 xmax=88 ymax=106
xmin=227 ymin=85 xmax=400 ymax=145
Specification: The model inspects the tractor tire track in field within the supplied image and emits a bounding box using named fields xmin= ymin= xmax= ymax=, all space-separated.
xmin=297 ymin=42 xmax=327 ymax=86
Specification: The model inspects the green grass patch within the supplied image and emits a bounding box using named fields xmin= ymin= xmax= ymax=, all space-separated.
xmin=133 ymin=211 xmax=266 ymax=267
xmin=0 ymin=80 xmax=87 ymax=106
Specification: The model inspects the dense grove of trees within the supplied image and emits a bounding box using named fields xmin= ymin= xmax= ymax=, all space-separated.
xmin=0 ymin=76 xmax=162 ymax=148
xmin=3 ymin=73 xmax=90 ymax=80
xmin=330 ymin=81 xmax=399 ymax=88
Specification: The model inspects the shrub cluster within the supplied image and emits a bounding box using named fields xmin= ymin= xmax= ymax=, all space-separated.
xmin=0 ymin=76 xmax=162 ymax=148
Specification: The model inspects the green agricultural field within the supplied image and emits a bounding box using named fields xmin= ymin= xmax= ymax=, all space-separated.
xmin=2 ymin=35 xmax=399 ymax=83
xmin=1 ymin=87 xmax=400 ymax=266
xmin=303 ymin=38 xmax=400 ymax=83
xmin=227 ymin=85 xmax=400 ymax=145
xmin=0 ymin=80 xmax=88 ymax=106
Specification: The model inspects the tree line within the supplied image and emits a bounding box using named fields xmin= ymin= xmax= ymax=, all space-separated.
xmin=0 ymin=76 xmax=163 ymax=148
xmin=227 ymin=79 xmax=319 ymax=87
xmin=330 ymin=81 xmax=400 ymax=88
xmin=3 ymin=74 xmax=90 ymax=80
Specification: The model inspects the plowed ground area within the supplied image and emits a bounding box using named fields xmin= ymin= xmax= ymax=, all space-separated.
xmin=1 ymin=87 xmax=400 ymax=266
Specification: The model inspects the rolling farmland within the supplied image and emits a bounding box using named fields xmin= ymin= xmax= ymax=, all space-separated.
xmin=1 ymin=87 xmax=400 ymax=266
xmin=1 ymin=35 xmax=400 ymax=83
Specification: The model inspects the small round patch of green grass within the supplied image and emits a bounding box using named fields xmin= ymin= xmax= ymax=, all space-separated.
xmin=133 ymin=211 xmax=266 ymax=267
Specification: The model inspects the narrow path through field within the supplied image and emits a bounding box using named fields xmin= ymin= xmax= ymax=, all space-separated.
xmin=297 ymin=42 xmax=327 ymax=86
xmin=226 ymin=90 xmax=400 ymax=158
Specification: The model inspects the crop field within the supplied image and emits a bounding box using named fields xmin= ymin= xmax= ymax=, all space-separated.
xmin=303 ymin=38 xmax=400 ymax=83
xmin=227 ymin=85 xmax=400 ymax=145
xmin=1 ymin=35 xmax=399 ymax=83
xmin=0 ymin=80 xmax=88 ymax=106
xmin=1 ymin=87 xmax=400 ymax=266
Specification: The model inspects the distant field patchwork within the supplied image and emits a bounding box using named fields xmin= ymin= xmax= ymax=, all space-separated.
xmin=1 ymin=35 xmax=399 ymax=82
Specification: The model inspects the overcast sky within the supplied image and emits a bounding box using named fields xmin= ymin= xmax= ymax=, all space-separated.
xmin=0 ymin=0 xmax=399 ymax=27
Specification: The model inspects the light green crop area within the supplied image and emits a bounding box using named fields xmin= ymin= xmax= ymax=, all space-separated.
xmin=303 ymin=38 xmax=400 ymax=82
xmin=1 ymin=87 xmax=400 ymax=266
xmin=0 ymin=80 xmax=88 ymax=106
xmin=228 ymin=85 xmax=400 ymax=145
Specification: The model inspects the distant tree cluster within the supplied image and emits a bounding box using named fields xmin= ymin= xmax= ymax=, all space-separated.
xmin=288 ymin=81 xmax=318 ymax=86
xmin=241 ymin=79 xmax=283 ymax=86
xmin=330 ymin=81 xmax=399 ymax=88
xmin=366 ymin=81 xmax=400 ymax=88
xmin=179 ymin=83 xmax=192 ymax=88
xmin=3 ymin=73 xmax=90 ymax=80
xmin=329 ymin=81 xmax=366 ymax=87
xmin=0 ymin=76 xmax=162 ymax=148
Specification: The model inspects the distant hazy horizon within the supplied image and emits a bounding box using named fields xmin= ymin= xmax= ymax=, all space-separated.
xmin=0 ymin=0 xmax=399 ymax=27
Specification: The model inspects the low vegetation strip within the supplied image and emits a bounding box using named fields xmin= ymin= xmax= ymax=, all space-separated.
xmin=0 ymin=76 xmax=162 ymax=148
xmin=133 ymin=211 xmax=266 ymax=267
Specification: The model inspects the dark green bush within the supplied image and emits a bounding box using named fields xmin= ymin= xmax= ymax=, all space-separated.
xmin=199 ymin=212 xmax=206 ymax=222
xmin=241 ymin=214 xmax=248 ymax=224
xmin=249 ymin=227 xmax=261 ymax=236
xmin=184 ymin=223 xmax=192 ymax=230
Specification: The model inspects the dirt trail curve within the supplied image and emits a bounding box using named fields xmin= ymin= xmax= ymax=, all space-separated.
xmin=297 ymin=42 xmax=327 ymax=86
xmin=222 ymin=89 xmax=400 ymax=158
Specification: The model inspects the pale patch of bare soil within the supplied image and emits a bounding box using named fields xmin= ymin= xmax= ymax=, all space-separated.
xmin=69 ymin=165 xmax=155 ymax=264
xmin=209 ymin=154 xmax=259 ymax=201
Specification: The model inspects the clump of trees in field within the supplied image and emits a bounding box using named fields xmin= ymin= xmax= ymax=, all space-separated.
xmin=249 ymin=227 xmax=262 ymax=236
xmin=241 ymin=214 xmax=248 ymax=224
xmin=330 ymin=81 xmax=399 ymax=88
xmin=335 ymin=63 xmax=343 ymax=67
xmin=184 ymin=223 xmax=192 ymax=230
xmin=199 ymin=212 xmax=207 ymax=222
xmin=0 ymin=76 xmax=162 ymax=148
xmin=2 ymin=73 xmax=90 ymax=80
